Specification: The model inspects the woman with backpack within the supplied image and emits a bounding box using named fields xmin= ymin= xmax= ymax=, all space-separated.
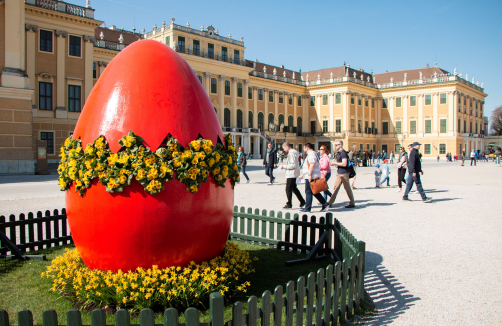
xmin=237 ymin=146 xmax=250 ymax=183
xmin=396 ymin=146 xmax=408 ymax=192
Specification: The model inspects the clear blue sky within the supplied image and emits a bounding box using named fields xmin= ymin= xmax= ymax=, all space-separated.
xmin=91 ymin=0 xmax=501 ymax=124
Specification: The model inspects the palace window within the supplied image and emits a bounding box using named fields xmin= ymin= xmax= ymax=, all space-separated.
xmin=68 ymin=85 xmax=81 ymax=112
xmin=234 ymin=49 xmax=240 ymax=64
xmin=464 ymin=96 xmax=466 ymax=105
xmin=395 ymin=97 xmax=402 ymax=108
xmin=440 ymin=93 xmax=447 ymax=104
xmin=365 ymin=99 xmax=368 ymax=107
xmin=269 ymin=91 xmax=274 ymax=102
xmin=237 ymin=82 xmax=243 ymax=97
xmin=336 ymin=119 xmax=341 ymax=132
xmin=410 ymin=121 xmax=417 ymax=134
xmin=424 ymin=144 xmax=431 ymax=155
xmin=425 ymin=120 xmax=432 ymax=133
xmin=69 ymin=35 xmax=81 ymax=57
xmin=323 ymin=120 xmax=328 ymax=133
xmin=297 ymin=95 xmax=302 ymax=106
xmin=165 ymin=36 xmax=170 ymax=46
xmin=249 ymin=111 xmax=253 ymax=128
xmin=258 ymin=89 xmax=263 ymax=100
xmin=336 ymin=93 xmax=341 ymax=104
xmin=278 ymin=114 xmax=284 ymax=127
xmin=288 ymin=95 xmax=293 ymax=105
xmin=258 ymin=112 xmax=264 ymax=131
xmin=40 ymin=30 xmax=53 ymax=52
xmin=310 ymin=96 xmax=315 ymax=106
xmin=288 ymin=115 xmax=294 ymax=129
xmin=358 ymin=120 xmax=362 ymax=133
xmin=40 ymin=132 xmax=54 ymax=154
xmin=358 ymin=98 xmax=361 ymax=106
xmin=222 ymin=47 xmax=228 ymax=61
xmin=440 ymin=119 xmax=447 ymax=133
xmin=464 ymin=120 xmax=466 ymax=133
xmin=365 ymin=121 xmax=369 ymax=133
xmin=297 ymin=117 xmax=302 ymax=134
xmin=351 ymin=119 xmax=355 ymax=132
xmin=395 ymin=121 xmax=402 ymax=134
xmin=310 ymin=121 xmax=316 ymax=133
xmin=439 ymin=143 xmax=446 ymax=155
xmin=224 ymin=108 xmax=230 ymax=128
xmin=268 ymin=113 xmax=274 ymax=127
xmin=410 ymin=96 xmax=416 ymax=106
xmin=210 ymin=78 xmax=217 ymax=93
xmin=372 ymin=98 xmax=375 ymax=108
xmin=208 ymin=43 xmax=214 ymax=58
xmin=323 ymin=94 xmax=328 ymax=105
xmin=178 ymin=36 xmax=185 ymax=52
xmin=39 ymin=82 xmax=53 ymax=110
xmin=198 ymin=75 xmax=202 ymax=83
xmin=458 ymin=119 xmax=461 ymax=132
xmin=470 ymin=122 xmax=472 ymax=133
xmin=93 ymin=62 xmax=97 ymax=79
xmin=470 ymin=98 xmax=472 ymax=107
xmin=225 ymin=80 xmax=230 ymax=95
xmin=425 ymin=94 xmax=431 ymax=105
xmin=382 ymin=122 xmax=389 ymax=134
xmin=383 ymin=98 xmax=388 ymax=108
xmin=193 ymin=40 xmax=200 ymax=55
xmin=237 ymin=109 xmax=243 ymax=128
xmin=248 ymin=87 xmax=252 ymax=99
xmin=279 ymin=93 xmax=284 ymax=104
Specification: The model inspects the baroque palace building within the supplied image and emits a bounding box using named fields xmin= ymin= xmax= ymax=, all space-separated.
xmin=0 ymin=0 xmax=488 ymax=173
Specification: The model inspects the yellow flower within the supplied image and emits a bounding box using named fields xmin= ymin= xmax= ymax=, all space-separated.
xmin=85 ymin=145 xmax=94 ymax=155
xmin=64 ymin=138 xmax=71 ymax=147
xmin=136 ymin=169 xmax=146 ymax=180
xmin=147 ymin=168 xmax=158 ymax=180
xmin=107 ymin=178 xmax=119 ymax=189
xmin=107 ymin=153 xmax=119 ymax=166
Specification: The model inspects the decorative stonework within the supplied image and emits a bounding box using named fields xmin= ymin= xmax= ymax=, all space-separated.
xmin=231 ymin=77 xmax=238 ymax=83
xmin=25 ymin=24 xmax=39 ymax=32
xmin=84 ymin=35 xmax=96 ymax=43
xmin=218 ymin=75 xmax=226 ymax=81
xmin=204 ymin=72 xmax=211 ymax=78
xmin=55 ymin=30 xmax=68 ymax=38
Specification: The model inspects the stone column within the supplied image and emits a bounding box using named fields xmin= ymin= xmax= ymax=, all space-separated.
xmin=25 ymin=24 xmax=37 ymax=105
xmin=302 ymin=95 xmax=309 ymax=133
xmin=243 ymin=80 xmax=250 ymax=128
xmin=342 ymin=91 xmax=350 ymax=133
xmin=329 ymin=92 xmax=334 ymax=133
xmin=231 ymin=77 xmax=238 ymax=128
xmin=316 ymin=94 xmax=322 ymax=132
xmin=449 ymin=91 xmax=456 ymax=136
xmin=293 ymin=93 xmax=298 ymax=131
xmin=354 ymin=94 xmax=359 ymax=133
xmin=402 ymin=95 xmax=408 ymax=135
xmin=284 ymin=91 xmax=288 ymax=130
xmin=418 ymin=94 xmax=424 ymax=137
xmin=84 ymin=35 xmax=94 ymax=101
xmin=274 ymin=90 xmax=279 ymax=124
xmin=203 ymin=72 xmax=211 ymax=94
xmin=1 ymin=0 xmax=28 ymax=88
xmin=388 ymin=96 xmax=394 ymax=134
xmin=264 ymin=88 xmax=269 ymax=129
xmin=361 ymin=95 xmax=366 ymax=134
xmin=368 ymin=96 xmax=373 ymax=134
xmin=432 ymin=92 xmax=439 ymax=136
xmin=253 ymin=135 xmax=260 ymax=159
xmin=55 ymin=30 xmax=67 ymax=110
xmin=252 ymin=86 xmax=258 ymax=129
xmin=218 ymin=75 xmax=225 ymax=126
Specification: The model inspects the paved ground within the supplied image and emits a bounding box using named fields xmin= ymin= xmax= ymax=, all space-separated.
xmin=1 ymin=159 xmax=501 ymax=325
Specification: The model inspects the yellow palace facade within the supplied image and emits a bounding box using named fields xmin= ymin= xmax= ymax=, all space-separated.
xmin=0 ymin=0 xmax=488 ymax=173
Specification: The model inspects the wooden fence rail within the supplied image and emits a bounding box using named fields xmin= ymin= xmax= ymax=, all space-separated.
xmin=0 ymin=206 xmax=366 ymax=325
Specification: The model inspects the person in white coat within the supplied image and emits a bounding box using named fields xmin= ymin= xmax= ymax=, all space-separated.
xmin=281 ymin=142 xmax=305 ymax=209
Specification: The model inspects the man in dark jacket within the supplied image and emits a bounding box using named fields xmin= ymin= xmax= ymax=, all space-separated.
xmin=262 ymin=142 xmax=277 ymax=185
xmin=403 ymin=142 xmax=432 ymax=203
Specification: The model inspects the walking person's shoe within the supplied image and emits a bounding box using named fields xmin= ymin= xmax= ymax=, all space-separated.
xmin=267 ymin=182 xmax=273 ymax=185
xmin=247 ymin=179 xmax=250 ymax=183
xmin=299 ymin=208 xmax=311 ymax=213
xmin=352 ymin=186 xmax=357 ymax=189
xmin=283 ymin=204 xmax=292 ymax=209
xmin=387 ymin=184 xmax=390 ymax=187
xmin=273 ymin=177 xmax=276 ymax=183
xmin=344 ymin=204 xmax=355 ymax=208
xmin=299 ymin=202 xmax=306 ymax=208
xmin=396 ymin=188 xmax=402 ymax=192
xmin=402 ymin=197 xmax=412 ymax=202
xmin=320 ymin=204 xmax=329 ymax=212
xmin=423 ymin=197 xmax=433 ymax=203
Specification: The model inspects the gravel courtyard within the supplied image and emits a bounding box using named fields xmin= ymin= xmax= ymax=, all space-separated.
xmin=1 ymin=159 xmax=501 ymax=325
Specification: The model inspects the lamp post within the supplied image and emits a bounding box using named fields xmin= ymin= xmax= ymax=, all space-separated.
xmin=269 ymin=119 xmax=284 ymax=150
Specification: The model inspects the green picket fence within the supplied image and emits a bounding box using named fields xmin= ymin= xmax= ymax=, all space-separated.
xmin=1 ymin=206 xmax=366 ymax=325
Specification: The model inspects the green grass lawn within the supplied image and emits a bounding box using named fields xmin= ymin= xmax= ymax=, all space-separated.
xmin=0 ymin=241 xmax=349 ymax=325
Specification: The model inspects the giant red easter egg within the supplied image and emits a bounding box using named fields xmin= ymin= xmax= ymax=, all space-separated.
xmin=65 ymin=39 xmax=234 ymax=272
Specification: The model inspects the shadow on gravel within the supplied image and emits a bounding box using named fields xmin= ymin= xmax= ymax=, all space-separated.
xmin=0 ymin=173 xmax=58 ymax=184
xmin=359 ymin=251 xmax=421 ymax=325
xmin=430 ymin=198 xmax=460 ymax=202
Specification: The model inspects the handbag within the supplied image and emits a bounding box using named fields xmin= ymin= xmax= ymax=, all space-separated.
xmin=310 ymin=177 xmax=329 ymax=194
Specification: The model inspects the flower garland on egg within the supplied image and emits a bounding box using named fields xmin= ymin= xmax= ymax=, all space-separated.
xmin=57 ymin=131 xmax=239 ymax=195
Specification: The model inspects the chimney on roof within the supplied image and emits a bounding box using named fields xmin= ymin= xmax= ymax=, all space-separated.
xmin=109 ymin=25 xmax=116 ymax=30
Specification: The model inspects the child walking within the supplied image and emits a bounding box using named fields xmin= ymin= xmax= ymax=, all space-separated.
xmin=374 ymin=164 xmax=382 ymax=187
xmin=379 ymin=159 xmax=390 ymax=187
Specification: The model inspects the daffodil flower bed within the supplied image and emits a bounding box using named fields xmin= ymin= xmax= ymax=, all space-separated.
xmin=57 ymin=131 xmax=239 ymax=195
xmin=41 ymin=243 xmax=256 ymax=311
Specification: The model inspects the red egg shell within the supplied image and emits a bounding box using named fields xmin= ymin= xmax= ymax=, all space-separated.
xmin=66 ymin=39 xmax=234 ymax=272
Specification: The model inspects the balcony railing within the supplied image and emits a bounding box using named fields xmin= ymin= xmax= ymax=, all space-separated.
xmin=94 ymin=40 xmax=124 ymax=51
xmin=252 ymin=71 xmax=307 ymax=86
xmin=378 ymin=75 xmax=484 ymax=92
xmin=27 ymin=0 xmax=95 ymax=19
xmin=144 ymin=23 xmax=244 ymax=47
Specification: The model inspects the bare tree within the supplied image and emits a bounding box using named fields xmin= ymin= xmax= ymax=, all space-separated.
xmin=489 ymin=105 xmax=502 ymax=135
